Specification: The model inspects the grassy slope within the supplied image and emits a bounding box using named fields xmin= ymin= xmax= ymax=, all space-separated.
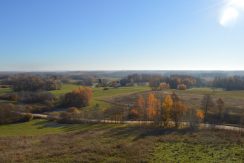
xmin=0 ymin=120 xmax=67 ymax=137
xmin=0 ymin=120 xmax=243 ymax=162
xmin=0 ymin=119 xmax=122 ymax=137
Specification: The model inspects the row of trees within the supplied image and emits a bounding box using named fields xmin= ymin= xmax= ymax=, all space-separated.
xmin=128 ymin=92 xmax=200 ymax=128
xmin=201 ymin=94 xmax=226 ymax=123
xmin=7 ymin=75 xmax=62 ymax=91
xmin=0 ymin=104 xmax=33 ymax=124
xmin=119 ymin=73 xmax=202 ymax=90
xmin=213 ymin=76 xmax=244 ymax=90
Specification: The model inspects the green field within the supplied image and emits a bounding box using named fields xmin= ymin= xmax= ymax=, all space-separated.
xmin=0 ymin=87 xmax=12 ymax=95
xmin=50 ymin=84 xmax=150 ymax=110
xmin=0 ymin=119 xmax=119 ymax=137
xmin=49 ymin=84 xmax=81 ymax=96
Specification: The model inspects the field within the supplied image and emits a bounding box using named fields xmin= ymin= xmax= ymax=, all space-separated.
xmin=50 ymin=84 xmax=150 ymax=111
xmin=1 ymin=85 xmax=244 ymax=162
xmin=0 ymin=120 xmax=243 ymax=162
xmin=112 ymin=87 xmax=244 ymax=117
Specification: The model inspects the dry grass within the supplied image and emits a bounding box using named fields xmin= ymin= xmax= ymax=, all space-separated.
xmin=0 ymin=123 xmax=243 ymax=163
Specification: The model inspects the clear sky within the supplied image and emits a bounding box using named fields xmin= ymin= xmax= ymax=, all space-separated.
xmin=0 ymin=0 xmax=244 ymax=71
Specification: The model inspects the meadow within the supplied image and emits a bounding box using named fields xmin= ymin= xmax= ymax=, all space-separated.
xmin=50 ymin=84 xmax=150 ymax=111
xmin=1 ymin=84 xmax=244 ymax=162
xmin=0 ymin=119 xmax=243 ymax=162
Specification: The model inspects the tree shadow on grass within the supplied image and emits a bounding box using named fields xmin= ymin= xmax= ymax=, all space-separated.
xmin=107 ymin=125 xmax=197 ymax=141
xmin=31 ymin=119 xmax=118 ymax=133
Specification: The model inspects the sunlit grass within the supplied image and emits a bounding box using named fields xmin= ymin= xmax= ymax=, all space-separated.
xmin=0 ymin=87 xmax=12 ymax=95
xmin=0 ymin=119 xmax=121 ymax=137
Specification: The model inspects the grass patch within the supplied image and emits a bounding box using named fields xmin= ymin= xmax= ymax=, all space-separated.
xmin=49 ymin=84 xmax=80 ymax=96
xmin=0 ymin=119 xmax=125 ymax=137
xmin=151 ymin=142 xmax=244 ymax=162
xmin=0 ymin=87 xmax=12 ymax=95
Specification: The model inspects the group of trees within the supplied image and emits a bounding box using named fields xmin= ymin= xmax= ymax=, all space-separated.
xmin=128 ymin=92 xmax=189 ymax=128
xmin=17 ymin=91 xmax=55 ymax=104
xmin=213 ymin=76 xmax=244 ymax=90
xmin=119 ymin=73 xmax=202 ymax=90
xmin=63 ymin=87 xmax=93 ymax=108
xmin=149 ymin=75 xmax=199 ymax=90
xmin=0 ymin=104 xmax=33 ymax=124
xmin=8 ymin=75 xmax=62 ymax=91
xmin=201 ymin=94 xmax=226 ymax=123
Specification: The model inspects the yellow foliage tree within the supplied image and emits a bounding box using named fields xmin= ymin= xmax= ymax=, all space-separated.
xmin=196 ymin=110 xmax=204 ymax=122
xmin=162 ymin=95 xmax=173 ymax=127
xmin=136 ymin=95 xmax=146 ymax=120
xmin=147 ymin=93 xmax=158 ymax=121
xmin=171 ymin=101 xmax=187 ymax=128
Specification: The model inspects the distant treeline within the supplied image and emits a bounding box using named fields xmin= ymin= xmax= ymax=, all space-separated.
xmin=120 ymin=74 xmax=205 ymax=89
xmin=213 ymin=76 xmax=244 ymax=91
xmin=3 ymin=75 xmax=62 ymax=91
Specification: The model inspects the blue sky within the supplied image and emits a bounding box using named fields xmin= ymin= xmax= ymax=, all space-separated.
xmin=0 ymin=0 xmax=244 ymax=71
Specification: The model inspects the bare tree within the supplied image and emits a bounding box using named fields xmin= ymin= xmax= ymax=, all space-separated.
xmin=201 ymin=94 xmax=215 ymax=123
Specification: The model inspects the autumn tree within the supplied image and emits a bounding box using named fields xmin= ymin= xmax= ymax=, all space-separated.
xmin=128 ymin=108 xmax=139 ymax=120
xmin=196 ymin=110 xmax=204 ymax=122
xmin=159 ymin=82 xmax=170 ymax=90
xmin=171 ymin=101 xmax=187 ymax=128
xmin=177 ymin=84 xmax=187 ymax=90
xmin=162 ymin=95 xmax=173 ymax=127
xmin=135 ymin=95 xmax=146 ymax=120
xmin=171 ymin=96 xmax=187 ymax=128
xmin=201 ymin=94 xmax=215 ymax=123
xmin=64 ymin=87 xmax=93 ymax=108
xmin=146 ymin=93 xmax=158 ymax=121
xmin=187 ymin=109 xmax=204 ymax=129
